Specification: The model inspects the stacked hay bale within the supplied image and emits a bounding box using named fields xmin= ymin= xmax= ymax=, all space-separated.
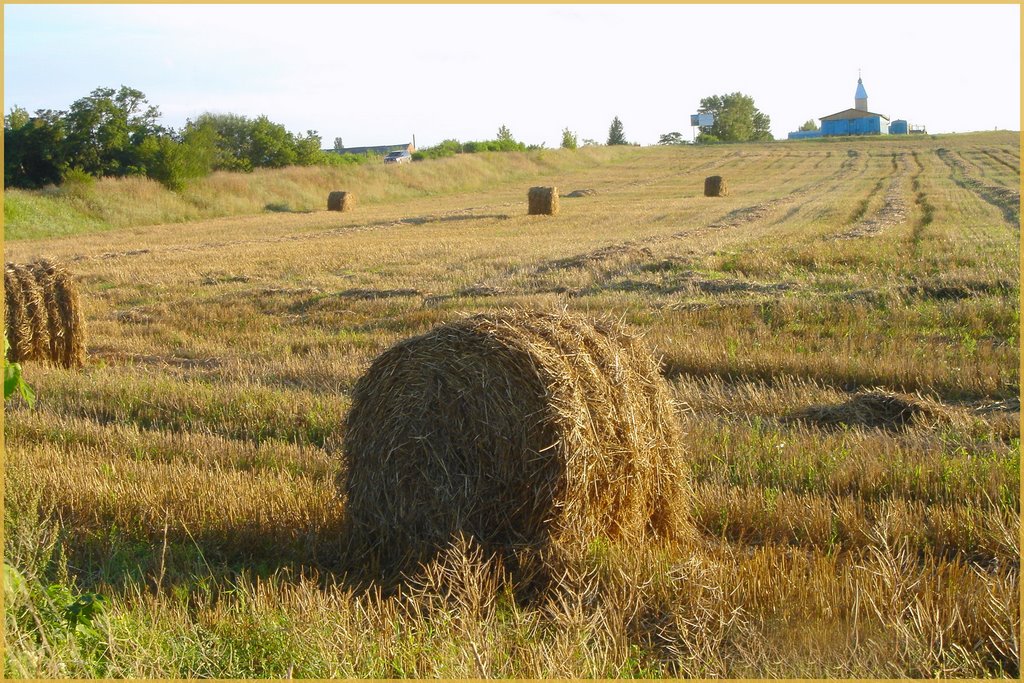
xmin=704 ymin=175 xmax=728 ymax=197
xmin=327 ymin=191 xmax=355 ymax=212
xmin=528 ymin=187 xmax=559 ymax=215
xmin=341 ymin=309 xmax=691 ymax=582
xmin=4 ymin=260 xmax=85 ymax=369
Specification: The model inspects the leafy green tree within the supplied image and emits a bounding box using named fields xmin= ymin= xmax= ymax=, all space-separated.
xmin=248 ymin=115 xmax=296 ymax=168
xmin=63 ymin=86 xmax=164 ymax=176
xmin=560 ymin=128 xmax=578 ymax=150
xmin=696 ymin=92 xmax=773 ymax=143
xmin=799 ymin=119 xmax=819 ymax=132
xmin=4 ymin=107 xmax=68 ymax=188
xmin=607 ymin=116 xmax=627 ymax=145
xmin=294 ymin=130 xmax=324 ymax=166
xmin=186 ymin=113 xmax=254 ymax=171
xmin=497 ymin=125 xmax=514 ymax=143
xmin=137 ymin=130 xmax=217 ymax=192
xmin=658 ymin=131 xmax=687 ymax=145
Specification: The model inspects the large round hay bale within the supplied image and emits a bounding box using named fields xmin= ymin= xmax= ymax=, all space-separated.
xmin=327 ymin=191 xmax=354 ymax=212
xmin=31 ymin=259 xmax=85 ymax=369
xmin=528 ymin=186 xmax=559 ymax=215
xmin=704 ymin=175 xmax=727 ymax=197
xmin=341 ymin=309 xmax=690 ymax=578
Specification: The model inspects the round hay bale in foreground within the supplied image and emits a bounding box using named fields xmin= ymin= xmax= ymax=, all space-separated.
xmin=327 ymin=191 xmax=354 ymax=212
xmin=528 ymin=186 xmax=559 ymax=215
xmin=341 ymin=309 xmax=690 ymax=578
xmin=704 ymin=175 xmax=727 ymax=197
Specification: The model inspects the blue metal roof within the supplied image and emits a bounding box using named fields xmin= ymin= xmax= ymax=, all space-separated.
xmin=855 ymin=78 xmax=868 ymax=100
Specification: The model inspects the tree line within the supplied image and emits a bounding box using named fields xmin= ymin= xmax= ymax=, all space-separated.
xmin=4 ymin=86 xmax=364 ymax=191
xmin=572 ymin=93 xmax=775 ymax=150
xmin=5 ymin=86 xmax=777 ymax=191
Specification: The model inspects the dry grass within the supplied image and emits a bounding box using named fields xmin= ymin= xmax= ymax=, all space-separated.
xmin=3 ymin=131 xmax=1019 ymax=678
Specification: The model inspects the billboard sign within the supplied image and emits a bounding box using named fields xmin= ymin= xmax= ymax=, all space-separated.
xmin=697 ymin=113 xmax=715 ymax=127
xmin=690 ymin=114 xmax=701 ymax=127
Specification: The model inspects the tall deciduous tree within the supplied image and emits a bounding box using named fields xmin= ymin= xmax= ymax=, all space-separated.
xmin=4 ymin=107 xmax=68 ymax=188
xmin=697 ymin=92 xmax=773 ymax=143
xmin=607 ymin=116 xmax=627 ymax=145
xmin=64 ymin=86 xmax=164 ymax=176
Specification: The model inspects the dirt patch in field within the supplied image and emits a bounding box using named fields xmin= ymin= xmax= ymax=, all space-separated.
xmin=400 ymin=213 xmax=510 ymax=226
xmin=457 ymin=284 xmax=509 ymax=298
xmin=900 ymin=277 xmax=1016 ymax=301
xmin=337 ymin=288 xmax=422 ymax=300
xmin=586 ymin=273 xmax=796 ymax=299
xmin=201 ymin=272 xmax=252 ymax=285
xmin=563 ymin=189 xmax=598 ymax=198
xmin=259 ymin=286 xmax=323 ymax=297
xmin=543 ymin=244 xmax=655 ymax=272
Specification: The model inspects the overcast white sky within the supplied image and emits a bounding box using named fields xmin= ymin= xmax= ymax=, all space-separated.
xmin=3 ymin=4 xmax=1020 ymax=147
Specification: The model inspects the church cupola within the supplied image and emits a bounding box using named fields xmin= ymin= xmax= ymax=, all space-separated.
xmin=855 ymin=75 xmax=868 ymax=112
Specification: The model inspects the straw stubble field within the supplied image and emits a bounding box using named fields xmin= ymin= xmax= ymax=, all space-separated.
xmin=3 ymin=131 xmax=1020 ymax=677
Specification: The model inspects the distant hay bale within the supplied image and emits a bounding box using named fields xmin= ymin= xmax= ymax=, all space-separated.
xmin=4 ymin=259 xmax=85 ymax=369
xmin=704 ymin=175 xmax=727 ymax=197
xmin=341 ymin=309 xmax=691 ymax=580
xmin=327 ymin=191 xmax=354 ymax=212
xmin=528 ymin=186 xmax=559 ymax=215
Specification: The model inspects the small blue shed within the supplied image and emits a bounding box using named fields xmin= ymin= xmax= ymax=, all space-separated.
xmin=889 ymin=119 xmax=909 ymax=135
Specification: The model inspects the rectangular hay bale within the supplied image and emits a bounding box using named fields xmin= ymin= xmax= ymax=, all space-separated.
xmin=327 ymin=191 xmax=355 ymax=212
xmin=528 ymin=186 xmax=559 ymax=216
xmin=704 ymin=176 xmax=727 ymax=197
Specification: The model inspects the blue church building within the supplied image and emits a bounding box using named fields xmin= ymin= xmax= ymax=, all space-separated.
xmin=819 ymin=77 xmax=889 ymax=136
xmin=789 ymin=76 xmax=891 ymax=139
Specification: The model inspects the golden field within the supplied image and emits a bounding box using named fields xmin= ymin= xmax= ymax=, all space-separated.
xmin=3 ymin=131 xmax=1020 ymax=677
